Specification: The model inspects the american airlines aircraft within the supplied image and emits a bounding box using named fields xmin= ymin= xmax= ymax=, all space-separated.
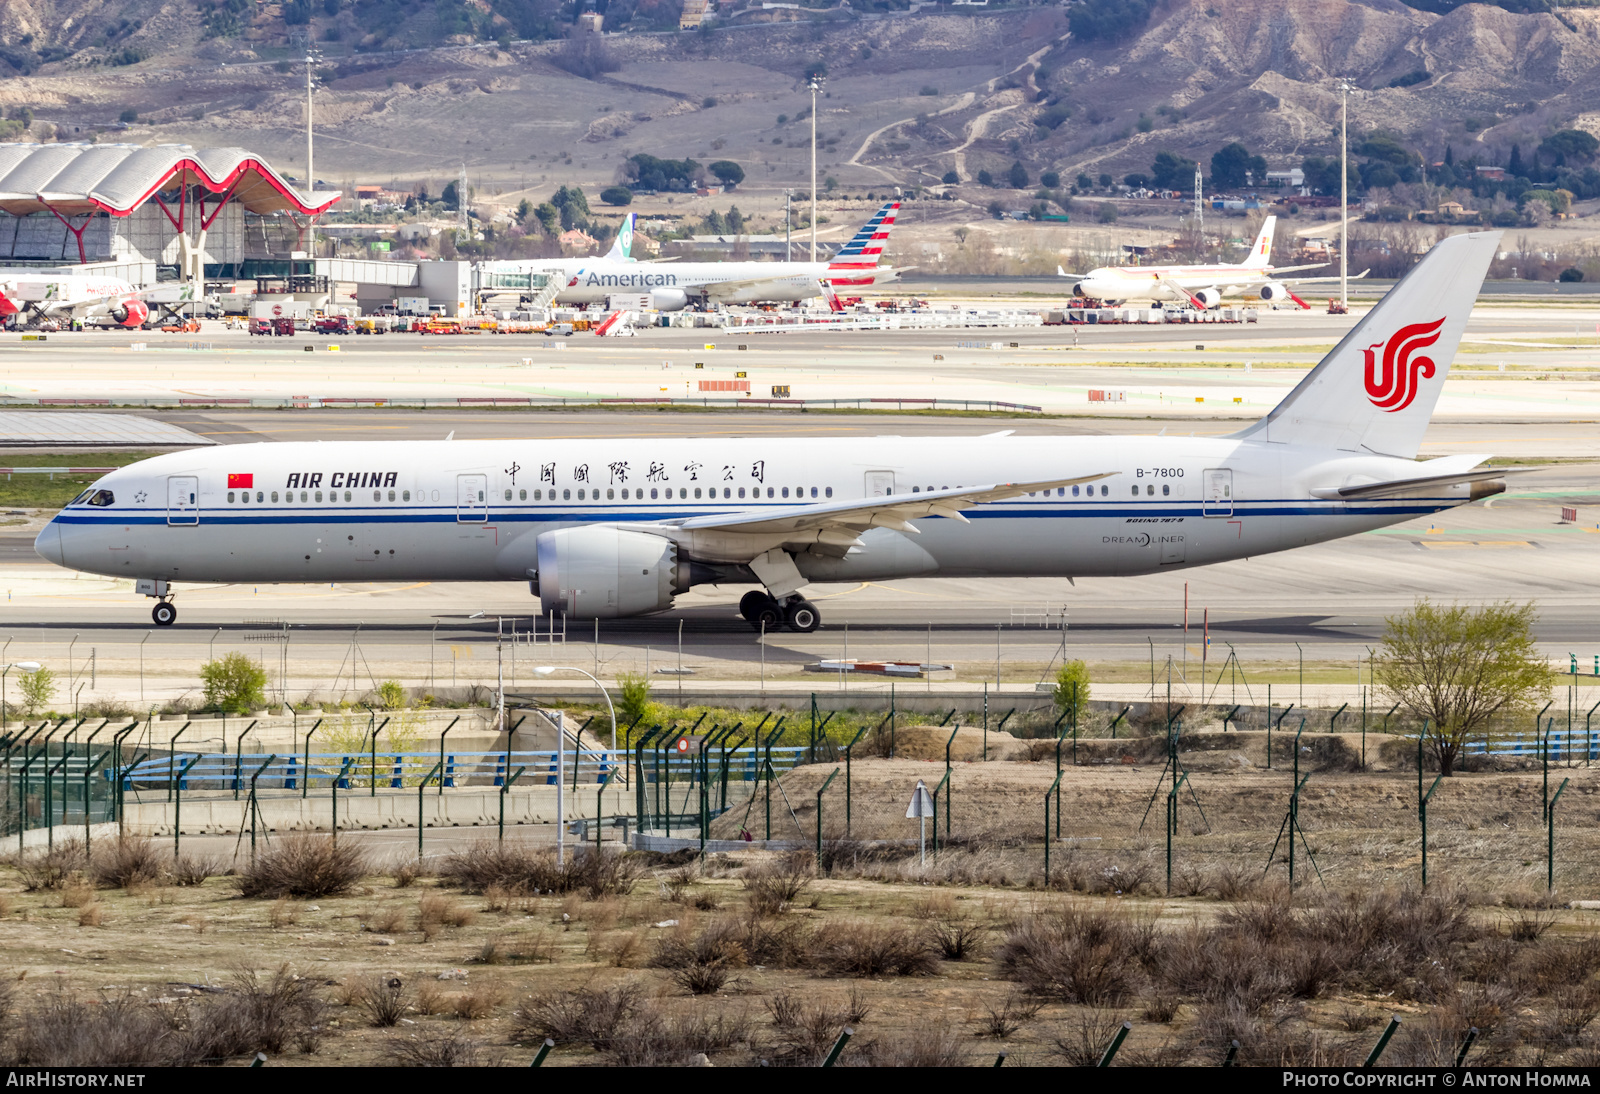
xmin=38 ymin=231 xmax=1511 ymax=632
xmin=1061 ymin=216 xmax=1359 ymax=309
xmin=551 ymin=201 xmax=902 ymax=310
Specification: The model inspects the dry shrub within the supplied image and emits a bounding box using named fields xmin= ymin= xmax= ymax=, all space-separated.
xmin=476 ymin=930 xmax=554 ymax=966
xmin=980 ymin=992 xmax=1042 ymax=1038
xmin=651 ymin=919 xmax=748 ymax=995
xmin=90 ymin=836 xmax=166 ymax=890
xmin=997 ymin=906 xmax=1156 ymax=1004
xmin=59 ymin=875 xmax=94 ymax=909
xmin=385 ymin=1028 xmax=486 ymax=1067
xmin=1190 ymin=997 xmax=1359 ymax=1067
xmin=846 ymin=1024 xmax=965 ymax=1067
xmin=6 ymin=989 xmax=177 ymax=1065
xmin=77 ymin=903 xmax=104 ymax=927
xmin=1140 ymin=992 xmax=1180 ymax=1023
xmin=813 ymin=920 xmax=937 ymax=978
xmin=1051 ymin=1009 xmax=1129 ymax=1066
xmin=743 ymin=851 xmax=814 ymax=916
xmin=418 ymin=892 xmax=475 ymax=939
xmin=235 ymin=835 xmax=367 ymax=899
xmin=268 ymin=897 xmax=299 ymax=929
xmin=764 ymin=990 xmax=854 ymax=1066
xmin=16 ymin=839 xmax=86 ymax=891
xmin=415 ymin=982 xmax=447 ymax=1016
xmin=181 ymin=966 xmax=327 ymax=1061
xmin=363 ymin=904 xmax=406 ymax=935
xmin=483 ymin=883 xmax=512 ymax=912
xmin=391 ymin=858 xmax=426 ymax=888
xmin=1120 ymin=1036 xmax=1191 ymax=1067
xmin=181 ymin=913 xmax=209 ymax=935
xmin=438 ymin=843 xmax=638 ymax=899
xmin=356 ymin=976 xmax=412 ymax=1027
xmin=514 ymin=983 xmax=645 ymax=1050
xmin=605 ymin=930 xmax=646 ymax=968
xmin=1506 ymin=908 xmax=1555 ymax=943
xmin=925 ymin=912 xmax=989 ymax=961
xmin=172 ymin=853 xmax=223 ymax=887
xmin=451 ymin=980 xmax=509 ymax=1020
xmin=601 ymin=1007 xmax=752 ymax=1066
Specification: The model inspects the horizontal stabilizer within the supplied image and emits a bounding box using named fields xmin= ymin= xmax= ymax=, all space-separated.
xmin=1310 ymin=465 xmax=1538 ymax=500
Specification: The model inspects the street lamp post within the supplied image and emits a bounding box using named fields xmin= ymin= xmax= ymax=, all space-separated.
xmin=535 ymin=665 xmax=618 ymax=866
xmin=808 ymin=73 xmax=825 ymax=262
xmin=1337 ymin=76 xmax=1356 ymax=310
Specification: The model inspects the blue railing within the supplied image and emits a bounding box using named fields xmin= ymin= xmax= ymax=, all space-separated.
xmin=1463 ymin=731 xmax=1596 ymax=761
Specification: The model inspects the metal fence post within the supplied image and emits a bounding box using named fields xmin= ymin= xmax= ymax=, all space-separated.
xmin=1097 ymin=1022 xmax=1131 ymax=1067
xmin=330 ymin=757 xmax=354 ymax=844
xmin=1044 ymin=770 xmax=1064 ymax=887
xmin=171 ymin=755 xmax=200 ymax=858
xmin=500 ymin=766 xmax=526 ymax=844
xmin=1420 ymin=773 xmax=1443 ymax=888
xmin=843 ymin=725 xmax=869 ymax=838
xmin=944 ymin=724 xmax=959 ymax=840
xmin=1549 ymin=777 xmax=1570 ymax=892
xmin=821 ymin=1027 xmax=853 ymax=1068
xmin=246 ymin=755 xmax=277 ymax=865
xmin=1363 ymin=1016 xmax=1401 ymax=1067
xmin=815 ymin=767 xmax=839 ymax=858
xmin=301 ymin=718 xmax=322 ymax=799
xmin=417 ymin=759 xmax=442 ymax=859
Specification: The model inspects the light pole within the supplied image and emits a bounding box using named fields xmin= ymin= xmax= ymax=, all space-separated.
xmin=808 ymin=72 xmax=825 ymax=262
xmin=1337 ymin=76 xmax=1356 ymax=310
xmin=1 ymin=661 xmax=41 ymax=737
xmin=535 ymin=665 xmax=617 ymax=866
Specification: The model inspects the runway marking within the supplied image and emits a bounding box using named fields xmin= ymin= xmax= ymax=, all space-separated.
xmin=1418 ymin=540 xmax=1534 ymax=549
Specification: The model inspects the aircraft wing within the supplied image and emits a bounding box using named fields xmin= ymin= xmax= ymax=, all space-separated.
xmin=702 ymin=274 xmax=822 ymax=299
xmin=1158 ymin=278 xmax=1208 ymax=309
xmin=1309 ymin=465 xmax=1538 ymax=500
xmin=1262 ymin=262 xmax=1328 ymax=275
xmin=671 ymin=473 xmax=1116 ymax=541
xmin=1270 ymin=269 xmax=1370 ymax=286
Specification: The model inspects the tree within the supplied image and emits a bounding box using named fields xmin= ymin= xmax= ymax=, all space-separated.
xmin=200 ymin=652 xmax=268 ymax=714
xmin=1007 ymin=160 xmax=1029 ymax=189
xmin=1540 ymin=129 xmax=1600 ymax=168
xmin=1052 ymin=660 xmax=1091 ymax=727
xmin=942 ymin=170 xmax=960 ymax=185
xmin=977 ymin=169 xmax=994 ymax=187
xmin=1097 ymin=173 xmax=1112 ymax=188
xmin=617 ymin=671 xmax=652 ymax=727
xmin=118 ymin=108 xmax=137 ymax=124
xmin=1210 ymin=141 xmax=1266 ymax=190
xmin=708 ymin=160 xmax=744 ymax=188
xmin=1508 ymin=143 xmax=1525 ymax=178
xmin=1068 ymin=0 xmax=1156 ymax=42
xmin=1040 ymin=170 xmax=1060 ymax=189
xmin=1075 ymin=173 xmax=1093 ymax=191
xmin=441 ymin=180 xmax=460 ymax=210
xmin=1149 ymin=150 xmax=1197 ymax=189
xmin=1097 ymin=201 xmax=1118 ymax=223
xmin=1375 ymin=600 xmax=1552 ymax=776
xmin=18 ymin=666 xmax=54 ymax=716
xmin=599 ymin=186 xmax=633 ymax=206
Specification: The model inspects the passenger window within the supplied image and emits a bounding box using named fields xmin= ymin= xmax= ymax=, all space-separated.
xmin=679 ymin=488 xmax=687 ymax=499
xmin=390 ymin=490 xmax=397 ymax=501
xmin=271 ymin=491 xmax=279 ymax=503
xmin=1162 ymin=484 xmax=1170 ymax=496
xmin=767 ymin=487 xmax=774 ymax=498
xmin=621 ymin=488 xmax=629 ymax=500
xmin=1147 ymin=485 xmax=1154 ymax=496
xmin=504 ymin=489 xmax=512 ymax=501
xmin=825 ymin=487 xmax=833 ymax=498
xmin=404 ymin=490 xmax=411 ymax=501
xmin=1130 ymin=487 xmax=1138 ymax=497
xmin=912 ymin=486 xmax=919 ymax=494
xmin=694 ymin=487 xmax=702 ymax=499
xmin=241 ymin=492 xmax=249 ymax=504
xmin=563 ymin=489 xmax=571 ymax=501
xmin=256 ymin=491 xmax=263 ymax=502
xmin=811 ymin=487 xmax=818 ymax=498
xmin=374 ymin=491 xmax=381 ymax=502
xmin=578 ymin=488 xmax=586 ymax=501
xmin=650 ymin=488 xmax=659 ymax=500
xmin=477 ymin=490 xmax=484 ymax=502
xmin=782 ymin=487 xmax=790 ymax=498
xmin=1072 ymin=485 xmax=1079 ymax=497
xmin=519 ymin=489 xmax=526 ymax=501
xmin=738 ymin=487 xmax=746 ymax=499
xmin=1101 ymin=486 xmax=1108 ymax=497
xmin=227 ymin=491 xmax=235 ymax=503
xmin=315 ymin=491 xmax=323 ymax=502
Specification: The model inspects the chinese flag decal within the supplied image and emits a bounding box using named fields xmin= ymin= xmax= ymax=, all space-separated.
xmin=227 ymin=473 xmax=254 ymax=489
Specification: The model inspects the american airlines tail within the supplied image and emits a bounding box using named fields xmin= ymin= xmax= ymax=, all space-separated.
xmin=1233 ymin=230 xmax=1500 ymax=459
xmin=827 ymin=201 xmax=899 ymax=272
xmin=1241 ymin=215 xmax=1276 ymax=269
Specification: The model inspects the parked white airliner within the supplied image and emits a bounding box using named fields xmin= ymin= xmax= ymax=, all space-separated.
xmin=39 ymin=231 xmax=1511 ymax=632
xmin=1061 ymin=216 xmax=1359 ymax=309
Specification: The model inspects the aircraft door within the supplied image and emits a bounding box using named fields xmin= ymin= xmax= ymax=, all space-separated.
xmin=864 ymin=470 xmax=895 ymax=497
xmin=166 ymin=476 xmax=198 ymax=525
xmin=457 ymin=474 xmax=488 ymax=522
xmin=1202 ymin=469 xmax=1233 ymax=518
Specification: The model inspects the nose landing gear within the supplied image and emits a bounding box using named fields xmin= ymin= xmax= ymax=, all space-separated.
xmin=152 ymin=600 xmax=176 ymax=626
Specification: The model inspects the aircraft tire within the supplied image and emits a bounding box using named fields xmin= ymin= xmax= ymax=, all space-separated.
xmin=738 ymin=590 xmax=770 ymax=622
xmin=784 ymin=599 xmax=820 ymax=633
xmin=152 ymin=602 xmax=177 ymax=627
xmin=751 ymin=598 xmax=783 ymax=630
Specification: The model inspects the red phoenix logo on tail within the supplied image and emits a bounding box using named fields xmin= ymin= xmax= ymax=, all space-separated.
xmin=1363 ymin=318 xmax=1445 ymax=413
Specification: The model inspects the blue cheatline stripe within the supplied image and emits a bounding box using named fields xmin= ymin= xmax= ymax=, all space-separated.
xmin=53 ymin=498 xmax=1458 ymax=529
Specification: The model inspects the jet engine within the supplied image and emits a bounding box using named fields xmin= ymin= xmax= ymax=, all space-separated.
xmin=533 ymin=525 xmax=687 ymax=618
xmin=1191 ymin=287 xmax=1222 ymax=310
xmin=1071 ymin=282 xmax=1088 ymax=298
xmin=111 ymin=300 xmax=149 ymax=328
xmin=650 ymin=288 xmax=690 ymax=312
xmin=1257 ymin=283 xmax=1286 ymax=303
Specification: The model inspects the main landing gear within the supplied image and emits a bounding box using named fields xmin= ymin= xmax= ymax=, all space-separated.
xmin=739 ymin=590 xmax=820 ymax=633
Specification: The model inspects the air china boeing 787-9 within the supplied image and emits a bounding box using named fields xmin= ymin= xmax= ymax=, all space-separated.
xmin=39 ymin=231 xmax=1513 ymax=632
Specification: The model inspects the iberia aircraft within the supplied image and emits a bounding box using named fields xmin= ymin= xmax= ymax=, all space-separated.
xmin=0 ymin=270 xmax=158 ymax=328
xmin=553 ymin=201 xmax=903 ymax=310
xmin=39 ymin=231 xmax=1516 ymax=632
xmin=1060 ymin=215 xmax=1362 ymax=310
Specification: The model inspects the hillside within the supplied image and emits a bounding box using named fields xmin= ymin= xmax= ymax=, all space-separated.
xmin=2 ymin=0 xmax=1600 ymax=233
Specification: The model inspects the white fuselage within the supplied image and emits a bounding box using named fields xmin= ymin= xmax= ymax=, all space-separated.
xmin=0 ymin=271 xmax=142 ymax=319
xmin=37 ymin=435 xmax=1472 ymax=594
xmin=1074 ymin=263 xmax=1273 ymax=303
xmin=550 ymin=259 xmax=896 ymax=305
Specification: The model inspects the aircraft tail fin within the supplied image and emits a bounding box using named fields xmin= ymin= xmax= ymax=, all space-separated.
xmin=1242 ymin=215 xmax=1276 ymax=269
xmin=827 ymin=201 xmax=899 ymax=269
xmin=1232 ymin=230 xmax=1501 ymax=459
xmin=603 ymin=213 xmax=635 ymax=262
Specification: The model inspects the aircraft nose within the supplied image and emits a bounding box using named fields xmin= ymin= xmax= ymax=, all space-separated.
xmin=33 ymin=521 xmax=63 ymax=565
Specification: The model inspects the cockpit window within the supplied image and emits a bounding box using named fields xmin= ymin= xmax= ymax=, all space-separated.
xmin=86 ymin=490 xmax=114 ymax=507
xmin=69 ymin=490 xmax=93 ymax=506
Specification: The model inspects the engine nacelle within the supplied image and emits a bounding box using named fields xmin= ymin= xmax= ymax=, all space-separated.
xmin=1071 ymin=282 xmax=1087 ymax=297
xmin=111 ymin=300 xmax=149 ymax=328
xmin=1192 ymin=287 xmax=1222 ymax=310
xmin=534 ymin=525 xmax=686 ymax=618
xmin=1257 ymin=282 xmax=1284 ymax=303
xmin=650 ymin=288 xmax=690 ymax=312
